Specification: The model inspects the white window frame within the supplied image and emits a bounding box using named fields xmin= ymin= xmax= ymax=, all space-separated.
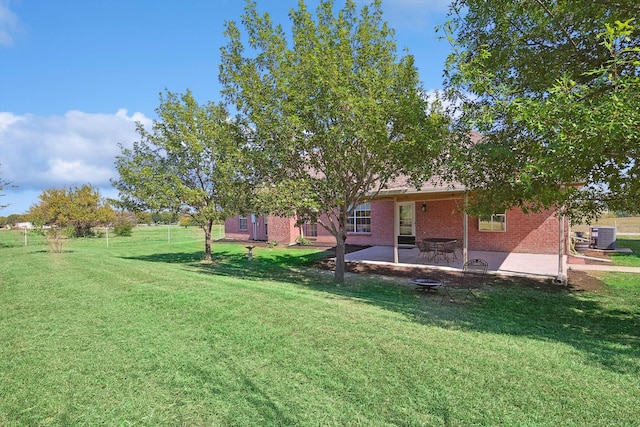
xmin=479 ymin=213 xmax=507 ymax=232
xmin=347 ymin=202 xmax=371 ymax=233
xmin=239 ymin=216 xmax=248 ymax=231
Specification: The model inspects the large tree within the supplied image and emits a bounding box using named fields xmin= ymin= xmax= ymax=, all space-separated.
xmin=443 ymin=0 xmax=640 ymax=221
xmin=28 ymin=184 xmax=115 ymax=250
xmin=220 ymin=0 xmax=448 ymax=281
xmin=113 ymin=90 xmax=252 ymax=261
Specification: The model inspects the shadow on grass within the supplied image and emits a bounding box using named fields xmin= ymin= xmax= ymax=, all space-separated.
xmin=425 ymin=283 xmax=640 ymax=376
xmin=122 ymin=246 xmax=640 ymax=377
xmin=121 ymin=247 xmax=421 ymax=323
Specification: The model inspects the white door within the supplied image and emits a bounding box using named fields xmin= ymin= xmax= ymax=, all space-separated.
xmin=398 ymin=203 xmax=415 ymax=237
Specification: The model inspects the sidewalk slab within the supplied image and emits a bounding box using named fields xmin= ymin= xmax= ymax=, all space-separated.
xmin=568 ymin=265 xmax=640 ymax=273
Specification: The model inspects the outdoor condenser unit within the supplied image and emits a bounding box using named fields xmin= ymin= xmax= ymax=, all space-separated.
xmin=590 ymin=226 xmax=617 ymax=250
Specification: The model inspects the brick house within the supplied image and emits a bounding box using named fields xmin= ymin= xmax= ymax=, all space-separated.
xmin=224 ymin=178 xmax=568 ymax=256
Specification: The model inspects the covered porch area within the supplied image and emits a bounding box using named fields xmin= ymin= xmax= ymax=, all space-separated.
xmin=367 ymin=185 xmax=568 ymax=281
xmin=345 ymin=245 xmax=566 ymax=279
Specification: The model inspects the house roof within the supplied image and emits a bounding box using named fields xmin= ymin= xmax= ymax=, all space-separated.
xmin=371 ymin=130 xmax=482 ymax=200
xmin=373 ymin=175 xmax=466 ymax=200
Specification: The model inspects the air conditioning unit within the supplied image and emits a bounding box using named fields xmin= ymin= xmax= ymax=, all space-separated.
xmin=589 ymin=226 xmax=617 ymax=250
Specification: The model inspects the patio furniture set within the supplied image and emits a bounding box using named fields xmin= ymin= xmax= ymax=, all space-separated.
xmin=416 ymin=238 xmax=460 ymax=265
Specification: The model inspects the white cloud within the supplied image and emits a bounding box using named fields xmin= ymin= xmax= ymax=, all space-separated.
xmin=0 ymin=109 xmax=151 ymax=191
xmin=0 ymin=0 xmax=20 ymax=45
xmin=0 ymin=111 xmax=24 ymax=131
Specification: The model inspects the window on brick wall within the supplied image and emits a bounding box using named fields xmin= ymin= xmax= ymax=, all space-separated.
xmin=301 ymin=221 xmax=318 ymax=238
xmin=239 ymin=216 xmax=248 ymax=231
xmin=347 ymin=202 xmax=371 ymax=233
xmin=479 ymin=213 xmax=506 ymax=232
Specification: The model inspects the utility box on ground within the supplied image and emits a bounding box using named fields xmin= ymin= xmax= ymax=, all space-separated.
xmin=589 ymin=226 xmax=617 ymax=250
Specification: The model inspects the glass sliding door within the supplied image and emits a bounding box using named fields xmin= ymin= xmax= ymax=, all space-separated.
xmin=398 ymin=202 xmax=415 ymax=244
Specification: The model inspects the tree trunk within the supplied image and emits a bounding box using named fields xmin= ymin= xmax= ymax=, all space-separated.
xmin=203 ymin=219 xmax=213 ymax=261
xmin=334 ymin=230 xmax=346 ymax=283
xmin=321 ymin=208 xmax=348 ymax=283
xmin=333 ymin=207 xmax=348 ymax=283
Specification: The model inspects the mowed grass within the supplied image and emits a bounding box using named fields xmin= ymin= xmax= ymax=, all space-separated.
xmin=572 ymin=215 xmax=640 ymax=234
xmin=612 ymin=238 xmax=640 ymax=267
xmin=1 ymin=227 xmax=639 ymax=426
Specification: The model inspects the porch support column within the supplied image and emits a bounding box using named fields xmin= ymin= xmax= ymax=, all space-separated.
xmin=557 ymin=214 xmax=565 ymax=283
xmin=463 ymin=192 xmax=469 ymax=264
xmin=393 ymin=197 xmax=399 ymax=264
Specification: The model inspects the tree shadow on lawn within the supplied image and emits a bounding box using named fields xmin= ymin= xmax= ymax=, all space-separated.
xmin=123 ymin=248 xmax=640 ymax=377
xmin=424 ymin=281 xmax=640 ymax=376
xmin=122 ymin=248 xmax=425 ymax=322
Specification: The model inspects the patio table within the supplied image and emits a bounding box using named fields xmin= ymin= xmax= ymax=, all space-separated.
xmin=423 ymin=238 xmax=457 ymax=264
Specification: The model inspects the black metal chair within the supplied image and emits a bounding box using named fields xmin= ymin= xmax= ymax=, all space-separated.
xmin=441 ymin=258 xmax=488 ymax=303
xmin=441 ymin=240 xmax=458 ymax=264
xmin=416 ymin=239 xmax=429 ymax=262
xmin=419 ymin=239 xmax=437 ymax=262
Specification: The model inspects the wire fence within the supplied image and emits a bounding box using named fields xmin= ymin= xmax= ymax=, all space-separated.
xmin=0 ymin=224 xmax=226 ymax=249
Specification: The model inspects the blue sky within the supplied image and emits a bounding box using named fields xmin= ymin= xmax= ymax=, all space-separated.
xmin=0 ymin=0 xmax=453 ymax=215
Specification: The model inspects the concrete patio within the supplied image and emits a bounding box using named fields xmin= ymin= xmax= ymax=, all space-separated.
xmin=345 ymin=245 xmax=566 ymax=280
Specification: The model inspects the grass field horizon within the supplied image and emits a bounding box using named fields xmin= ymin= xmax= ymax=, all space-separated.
xmin=572 ymin=215 xmax=640 ymax=234
xmin=1 ymin=226 xmax=639 ymax=425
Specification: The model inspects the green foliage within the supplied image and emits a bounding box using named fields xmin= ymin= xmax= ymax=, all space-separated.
xmin=113 ymin=90 xmax=253 ymax=260
xmin=220 ymin=0 xmax=448 ymax=281
xmin=113 ymin=224 xmax=133 ymax=237
xmin=113 ymin=212 xmax=136 ymax=237
xmin=443 ymin=1 xmax=640 ymax=221
xmin=296 ymin=235 xmax=312 ymax=246
xmin=44 ymin=227 xmax=69 ymax=253
xmin=178 ymin=214 xmax=197 ymax=227
xmin=28 ymin=185 xmax=115 ymax=239
xmin=135 ymin=210 xmax=153 ymax=225
xmin=0 ymin=214 xmax=23 ymax=227
xmin=151 ymin=210 xmax=178 ymax=225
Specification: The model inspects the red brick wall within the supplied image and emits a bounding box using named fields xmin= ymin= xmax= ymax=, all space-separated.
xmin=344 ymin=200 xmax=395 ymax=246
xmin=266 ymin=215 xmax=297 ymax=244
xmin=416 ymin=200 xmax=465 ymax=242
xmin=342 ymin=200 xmax=563 ymax=254
xmin=467 ymin=208 xmax=564 ymax=254
xmin=305 ymin=217 xmax=336 ymax=245
xmin=224 ymin=216 xmax=251 ymax=240
xmin=223 ymin=215 xmax=270 ymax=241
xmin=225 ymin=201 xmax=566 ymax=254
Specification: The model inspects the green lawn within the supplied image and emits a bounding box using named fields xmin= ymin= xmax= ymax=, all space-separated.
xmin=612 ymin=238 xmax=640 ymax=267
xmin=1 ymin=227 xmax=639 ymax=426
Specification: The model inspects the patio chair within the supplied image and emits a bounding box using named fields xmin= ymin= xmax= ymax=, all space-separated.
xmin=416 ymin=239 xmax=429 ymax=261
xmin=441 ymin=240 xmax=458 ymax=264
xmin=421 ymin=239 xmax=437 ymax=262
xmin=441 ymin=258 xmax=488 ymax=303
xmin=454 ymin=240 xmax=464 ymax=260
